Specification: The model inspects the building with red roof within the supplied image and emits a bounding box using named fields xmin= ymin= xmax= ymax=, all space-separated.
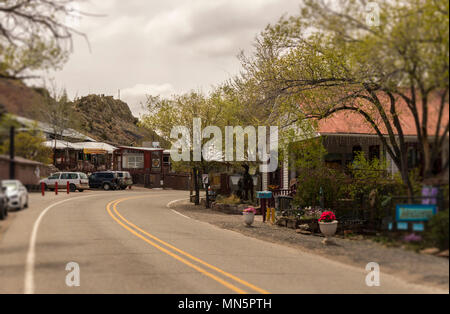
xmin=265 ymin=93 xmax=449 ymax=190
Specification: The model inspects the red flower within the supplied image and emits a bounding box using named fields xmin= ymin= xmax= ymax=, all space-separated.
xmin=319 ymin=211 xmax=336 ymax=223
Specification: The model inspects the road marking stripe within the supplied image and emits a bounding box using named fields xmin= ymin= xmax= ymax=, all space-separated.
xmin=24 ymin=193 xmax=123 ymax=294
xmin=171 ymin=210 xmax=192 ymax=219
xmin=167 ymin=199 xmax=192 ymax=219
xmin=109 ymin=196 xmax=270 ymax=294
xmin=106 ymin=199 xmax=246 ymax=294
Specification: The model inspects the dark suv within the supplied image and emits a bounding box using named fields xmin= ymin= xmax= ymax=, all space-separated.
xmin=89 ymin=172 xmax=119 ymax=191
xmin=0 ymin=183 xmax=8 ymax=220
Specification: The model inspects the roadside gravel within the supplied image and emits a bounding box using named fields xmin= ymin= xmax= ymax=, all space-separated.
xmin=171 ymin=200 xmax=449 ymax=291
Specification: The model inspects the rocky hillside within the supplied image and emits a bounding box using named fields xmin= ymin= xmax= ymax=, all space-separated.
xmin=0 ymin=78 xmax=163 ymax=146
xmin=0 ymin=78 xmax=47 ymax=117
xmin=73 ymin=94 xmax=163 ymax=146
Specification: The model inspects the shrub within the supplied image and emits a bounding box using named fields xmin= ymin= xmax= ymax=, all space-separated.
xmin=295 ymin=167 xmax=347 ymax=208
xmin=426 ymin=210 xmax=449 ymax=250
xmin=217 ymin=194 xmax=241 ymax=205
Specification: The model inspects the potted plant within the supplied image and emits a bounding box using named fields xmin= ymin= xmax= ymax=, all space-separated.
xmin=243 ymin=207 xmax=256 ymax=226
xmin=318 ymin=211 xmax=338 ymax=244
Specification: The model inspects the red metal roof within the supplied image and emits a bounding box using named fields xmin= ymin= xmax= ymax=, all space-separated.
xmin=316 ymin=92 xmax=449 ymax=136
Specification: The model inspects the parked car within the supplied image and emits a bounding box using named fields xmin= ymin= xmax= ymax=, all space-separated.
xmin=1 ymin=180 xmax=29 ymax=211
xmin=89 ymin=172 xmax=119 ymax=191
xmin=40 ymin=172 xmax=89 ymax=192
xmin=0 ymin=183 xmax=8 ymax=220
xmin=114 ymin=171 xmax=133 ymax=190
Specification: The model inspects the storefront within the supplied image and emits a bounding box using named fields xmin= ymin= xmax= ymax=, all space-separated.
xmin=43 ymin=140 xmax=116 ymax=173
xmin=113 ymin=146 xmax=165 ymax=188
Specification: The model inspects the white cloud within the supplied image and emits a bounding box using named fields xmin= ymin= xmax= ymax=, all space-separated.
xmin=121 ymin=83 xmax=176 ymax=117
xmin=51 ymin=0 xmax=301 ymax=118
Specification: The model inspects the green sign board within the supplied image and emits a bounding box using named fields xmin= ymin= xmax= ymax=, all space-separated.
xmin=396 ymin=204 xmax=437 ymax=222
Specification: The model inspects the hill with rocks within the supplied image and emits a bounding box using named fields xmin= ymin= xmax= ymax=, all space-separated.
xmin=0 ymin=78 xmax=163 ymax=146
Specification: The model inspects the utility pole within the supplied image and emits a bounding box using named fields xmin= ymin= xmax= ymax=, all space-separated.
xmin=9 ymin=126 xmax=15 ymax=179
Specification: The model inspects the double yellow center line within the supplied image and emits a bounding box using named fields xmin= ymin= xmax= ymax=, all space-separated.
xmin=106 ymin=196 xmax=270 ymax=294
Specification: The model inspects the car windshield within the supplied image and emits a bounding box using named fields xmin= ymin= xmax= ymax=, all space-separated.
xmin=79 ymin=173 xmax=88 ymax=179
xmin=2 ymin=181 xmax=18 ymax=191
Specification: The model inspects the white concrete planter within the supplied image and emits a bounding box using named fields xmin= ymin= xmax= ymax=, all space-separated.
xmin=319 ymin=221 xmax=338 ymax=244
xmin=243 ymin=213 xmax=255 ymax=226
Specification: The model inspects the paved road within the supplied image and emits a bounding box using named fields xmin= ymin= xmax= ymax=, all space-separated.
xmin=0 ymin=189 xmax=445 ymax=294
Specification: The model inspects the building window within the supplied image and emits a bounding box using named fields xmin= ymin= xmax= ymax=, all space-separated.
xmin=163 ymin=155 xmax=170 ymax=165
xmin=408 ymin=146 xmax=417 ymax=169
xmin=369 ymin=145 xmax=381 ymax=161
xmin=123 ymin=153 xmax=144 ymax=169
xmin=352 ymin=145 xmax=363 ymax=161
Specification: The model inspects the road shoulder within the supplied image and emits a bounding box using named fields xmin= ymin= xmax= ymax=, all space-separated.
xmin=170 ymin=200 xmax=449 ymax=292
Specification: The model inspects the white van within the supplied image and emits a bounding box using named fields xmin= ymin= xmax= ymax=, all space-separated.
xmin=40 ymin=172 xmax=90 ymax=192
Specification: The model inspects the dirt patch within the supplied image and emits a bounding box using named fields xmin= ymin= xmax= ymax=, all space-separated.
xmin=171 ymin=200 xmax=449 ymax=291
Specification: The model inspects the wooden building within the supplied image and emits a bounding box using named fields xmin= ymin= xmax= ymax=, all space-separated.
xmin=43 ymin=140 xmax=117 ymax=173
xmin=113 ymin=146 xmax=166 ymax=188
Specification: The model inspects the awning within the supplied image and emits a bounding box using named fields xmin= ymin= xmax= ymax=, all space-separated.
xmin=83 ymin=149 xmax=108 ymax=155
xmin=42 ymin=141 xmax=117 ymax=154
xmin=43 ymin=140 xmax=76 ymax=150
xmin=73 ymin=142 xmax=117 ymax=154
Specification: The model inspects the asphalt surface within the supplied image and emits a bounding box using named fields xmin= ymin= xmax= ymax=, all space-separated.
xmin=0 ymin=189 xmax=446 ymax=294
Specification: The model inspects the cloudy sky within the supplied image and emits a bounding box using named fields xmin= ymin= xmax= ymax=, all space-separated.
xmin=50 ymin=0 xmax=302 ymax=117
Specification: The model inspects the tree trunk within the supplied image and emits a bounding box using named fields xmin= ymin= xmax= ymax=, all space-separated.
xmin=399 ymin=148 xmax=414 ymax=202
xmin=422 ymin=139 xmax=434 ymax=179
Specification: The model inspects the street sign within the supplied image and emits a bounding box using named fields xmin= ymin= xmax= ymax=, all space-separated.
xmin=397 ymin=222 xmax=409 ymax=231
xmin=422 ymin=186 xmax=439 ymax=205
xmin=413 ymin=223 xmax=425 ymax=232
xmin=396 ymin=204 xmax=437 ymax=222
xmin=257 ymin=191 xmax=273 ymax=199
xmin=202 ymin=174 xmax=209 ymax=186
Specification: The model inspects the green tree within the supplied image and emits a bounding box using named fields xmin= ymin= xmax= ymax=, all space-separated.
xmin=239 ymin=0 xmax=449 ymax=198
xmin=141 ymin=90 xmax=228 ymax=204
xmin=0 ymin=0 xmax=86 ymax=80
xmin=0 ymin=113 xmax=20 ymax=143
xmin=0 ymin=129 xmax=52 ymax=164
xmin=38 ymin=84 xmax=79 ymax=164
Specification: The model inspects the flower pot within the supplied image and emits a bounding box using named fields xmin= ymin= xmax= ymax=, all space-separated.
xmin=319 ymin=221 xmax=338 ymax=238
xmin=243 ymin=212 xmax=255 ymax=226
